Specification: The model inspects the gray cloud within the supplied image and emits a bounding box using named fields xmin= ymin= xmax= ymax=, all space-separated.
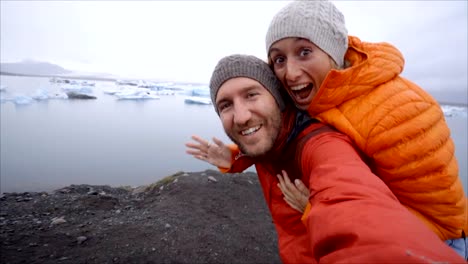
xmin=1 ymin=0 xmax=466 ymax=97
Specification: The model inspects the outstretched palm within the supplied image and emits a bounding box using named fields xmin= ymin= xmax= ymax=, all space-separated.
xmin=185 ymin=135 xmax=232 ymax=169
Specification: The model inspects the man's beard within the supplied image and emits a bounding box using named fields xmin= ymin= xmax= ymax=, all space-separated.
xmin=226 ymin=134 xmax=273 ymax=158
xmin=225 ymin=116 xmax=282 ymax=158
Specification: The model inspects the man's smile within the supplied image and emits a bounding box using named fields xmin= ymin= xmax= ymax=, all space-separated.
xmin=241 ymin=125 xmax=262 ymax=136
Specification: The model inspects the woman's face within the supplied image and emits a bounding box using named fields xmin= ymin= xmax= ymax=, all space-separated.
xmin=269 ymin=37 xmax=333 ymax=111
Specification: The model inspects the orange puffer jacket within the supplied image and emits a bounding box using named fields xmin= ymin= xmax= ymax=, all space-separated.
xmin=309 ymin=35 xmax=467 ymax=240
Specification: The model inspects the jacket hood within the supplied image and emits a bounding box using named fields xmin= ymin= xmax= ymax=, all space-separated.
xmin=308 ymin=36 xmax=405 ymax=116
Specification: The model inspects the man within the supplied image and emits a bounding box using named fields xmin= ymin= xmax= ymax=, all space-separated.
xmin=188 ymin=54 xmax=463 ymax=263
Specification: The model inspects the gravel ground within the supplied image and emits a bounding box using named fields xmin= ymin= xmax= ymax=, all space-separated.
xmin=0 ymin=170 xmax=281 ymax=264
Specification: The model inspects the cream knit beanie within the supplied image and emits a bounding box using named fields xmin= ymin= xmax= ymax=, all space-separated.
xmin=209 ymin=54 xmax=285 ymax=115
xmin=265 ymin=0 xmax=348 ymax=67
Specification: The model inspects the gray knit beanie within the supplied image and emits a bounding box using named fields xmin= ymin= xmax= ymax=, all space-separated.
xmin=266 ymin=0 xmax=348 ymax=67
xmin=209 ymin=54 xmax=285 ymax=115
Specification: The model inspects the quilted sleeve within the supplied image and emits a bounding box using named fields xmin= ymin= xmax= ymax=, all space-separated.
xmin=300 ymin=131 xmax=463 ymax=262
xmin=218 ymin=144 xmax=255 ymax=173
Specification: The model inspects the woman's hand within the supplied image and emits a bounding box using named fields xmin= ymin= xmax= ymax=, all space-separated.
xmin=277 ymin=170 xmax=310 ymax=213
xmin=185 ymin=135 xmax=232 ymax=169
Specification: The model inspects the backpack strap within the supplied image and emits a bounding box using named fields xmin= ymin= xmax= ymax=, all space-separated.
xmin=280 ymin=123 xmax=338 ymax=183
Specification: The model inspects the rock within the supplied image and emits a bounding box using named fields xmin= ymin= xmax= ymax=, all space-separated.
xmin=56 ymin=188 xmax=71 ymax=194
xmin=207 ymin=176 xmax=218 ymax=183
xmin=87 ymin=190 xmax=99 ymax=195
xmin=77 ymin=236 xmax=87 ymax=244
xmin=131 ymin=185 xmax=147 ymax=195
xmin=51 ymin=216 xmax=66 ymax=225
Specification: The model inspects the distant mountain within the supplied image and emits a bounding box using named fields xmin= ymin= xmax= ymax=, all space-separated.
xmin=0 ymin=60 xmax=72 ymax=76
xmin=0 ymin=60 xmax=121 ymax=81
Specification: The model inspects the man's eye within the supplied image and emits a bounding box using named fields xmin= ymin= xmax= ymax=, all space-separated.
xmin=218 ymin=102 xmax=231 ymax=112
xmin=247 ymin=92 xmax=258 ymax=98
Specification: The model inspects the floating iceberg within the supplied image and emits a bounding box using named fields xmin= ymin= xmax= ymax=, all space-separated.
xmin=31 ymin=88 xmax=68 ymax=100
xmin=441 ymin=105 xmax=467 ymax=118
xmin=13 ymin=95 xmax=34 ymax=105
xmin=184 ymin=86 xmax=211 ymax=105
xmin=61 ymin=84 xmax=96 ymax=99
xmin=184 ymin=96 xmax=212 ymax=105
xmin=115 ymin=88 xmax=160 ymax=100
xmin=103 ymin=89 xmax=121 ymax=95
xmin=61 ymin=85 xmax=94 ymax=95
xmin=31 ymin=88 xmax=49 ymax=100
xmin=66 ymin=91 xmax=97 ymax=99
xmin=0 ymin=96 xmax=11 ymax=104
xmin=2 ymin=88 xmax=69 ymax=105
xmin=49 ymin=93 xmax=68 ymax=100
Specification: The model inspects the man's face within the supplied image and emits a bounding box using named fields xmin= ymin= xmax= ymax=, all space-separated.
xmin=215 ymin=77 xmax=282 ymax=157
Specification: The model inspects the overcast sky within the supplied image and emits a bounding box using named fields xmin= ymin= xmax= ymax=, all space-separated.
xmin=1 ymin=1 xmax=467 ymax=101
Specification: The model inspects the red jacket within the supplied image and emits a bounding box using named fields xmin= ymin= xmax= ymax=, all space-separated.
xmin=226 ymin=107 xmax=463 ymax=263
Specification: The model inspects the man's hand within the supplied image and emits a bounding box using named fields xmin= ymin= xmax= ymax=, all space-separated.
xmin=185 ymin=135 xmax=232 ymax=169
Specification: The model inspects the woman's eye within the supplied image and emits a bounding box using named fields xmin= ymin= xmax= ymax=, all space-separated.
xmin=300 ymin=49 xmax=312 ymax=56
xmin=273 ymin=56 xmax=285 ymax=64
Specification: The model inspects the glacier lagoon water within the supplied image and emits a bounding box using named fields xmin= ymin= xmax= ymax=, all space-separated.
xmin=0 ymin=75 xmax=236 ymax=193
xmin=1 ymin=75 xmax=467 ymax=194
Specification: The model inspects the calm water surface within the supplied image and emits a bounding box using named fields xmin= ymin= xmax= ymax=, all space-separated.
xmin=1 ymin=75 xmax=235 ymax=193
xmin=1 ymin=75 xmax=467 ymax=194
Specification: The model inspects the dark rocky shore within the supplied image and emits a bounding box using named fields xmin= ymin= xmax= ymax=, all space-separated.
xmin=0 ymin=170 xmax=281 ymax=264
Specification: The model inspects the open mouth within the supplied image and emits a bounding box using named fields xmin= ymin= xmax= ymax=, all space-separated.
xmin=241 ymin=125 xmax=261 ymax=136
xmin=290 ymin=83 xmax=313 ymax=100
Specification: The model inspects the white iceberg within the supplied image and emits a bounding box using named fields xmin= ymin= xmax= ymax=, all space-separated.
xmin=0 ymin=96 xmax=11 ymax=103
xmin=13 ymin=95 xmax=34 ymax=105
xmin=441 ymin=105 xmax=467 ymax=118
xmin=103 ymin=89 xmax=121 ymax=95
xmin=61 ymin=84 xmax=96 ymax=99
xmin=49 ymin=92 xmax=68 ymax=100
xmin=153 ymin=89 xmax=176 ymax=96
xmin=61 ymin=85 xmax=94 ymax=95
xmin=31 ymin=88 xmax=49 ymax=100
xmin=184 ymin=86 xmax=212 ymax=105
xmin=115 ymin=88 xmax=160 ymax=100
xmin=30 ymin=89 xmax=68 ymax=101
xmin=184 ymin=96 xmax=212 ymax=105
